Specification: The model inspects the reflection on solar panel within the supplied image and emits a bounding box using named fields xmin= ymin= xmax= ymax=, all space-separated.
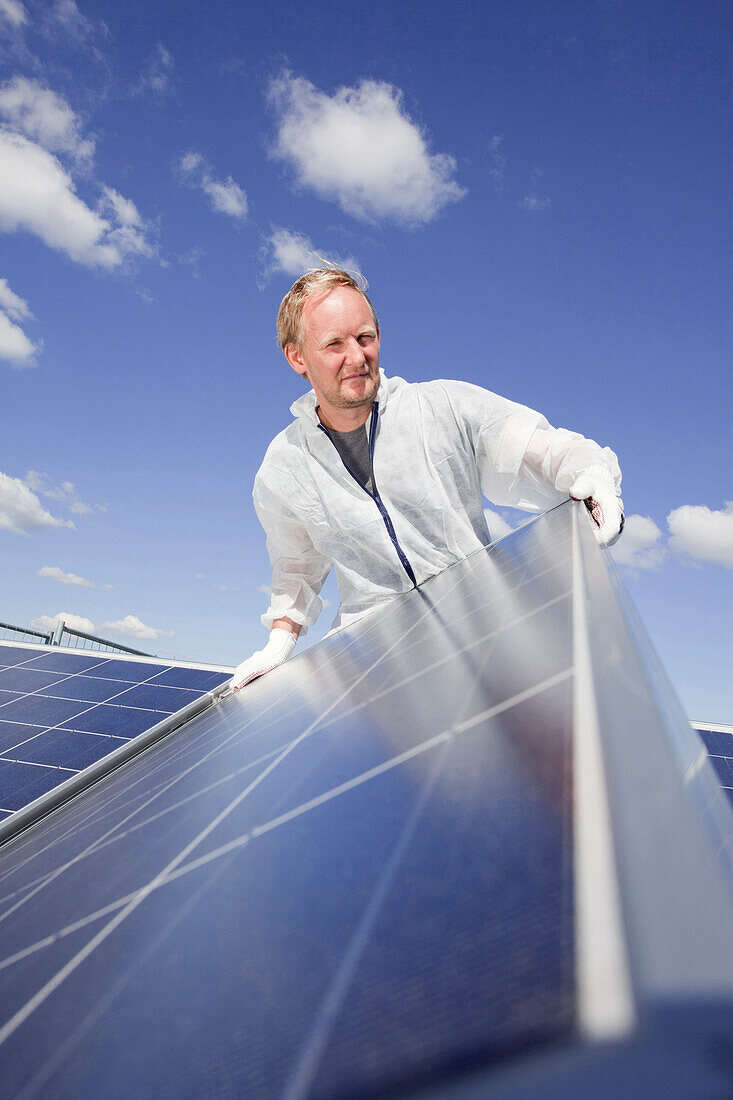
xmin=0 ymin=644 xmax=231 ymax=821
xmin=0 ymin=503 xmax=730 ymax=1097
xmin=691 ymin=722 xmax=733 ymax=808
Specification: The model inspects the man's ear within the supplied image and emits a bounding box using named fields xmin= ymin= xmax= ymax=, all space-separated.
xmin=284 ymin=342 xmax=307 ymax=379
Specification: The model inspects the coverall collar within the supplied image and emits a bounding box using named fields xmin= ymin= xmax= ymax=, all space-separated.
xmin=289 ymin=369 xmax=389 ymax=425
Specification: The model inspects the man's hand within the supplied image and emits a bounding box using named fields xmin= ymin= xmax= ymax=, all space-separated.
xmin=570 ymin=465 xmax=625 ymax=547
xmin=230 ymin=627 xmax=297 ymax=691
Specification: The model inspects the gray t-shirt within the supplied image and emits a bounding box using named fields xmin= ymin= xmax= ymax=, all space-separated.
xmin=325 ymin=422 xmax=374 ymax=496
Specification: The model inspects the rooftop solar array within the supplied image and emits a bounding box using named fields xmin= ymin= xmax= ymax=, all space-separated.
xmin=0 ymin=643 xmax=231 ymax=821
xmin=0 ymin=503 xmax=730 ymax=1097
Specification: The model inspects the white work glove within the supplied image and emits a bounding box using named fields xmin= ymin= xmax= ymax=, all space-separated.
xmin=569 ymin=465 xmax=625 ymax=547
xmin=230 ymin=627 xmax=297 ymax=691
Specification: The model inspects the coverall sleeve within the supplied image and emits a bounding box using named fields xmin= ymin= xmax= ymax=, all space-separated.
xmin=438 ymin=380 xmax=622 ymax=512
xmin=253 ymin=469 xmax=332 ymax=634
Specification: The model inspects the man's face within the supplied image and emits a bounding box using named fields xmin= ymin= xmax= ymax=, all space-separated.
xmin=285 ymin=287 xmax=380 ymax=421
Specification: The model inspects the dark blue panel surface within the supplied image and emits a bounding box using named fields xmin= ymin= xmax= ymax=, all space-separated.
xmin=0 ymin=668 xmax=69 ymax=692
xmin=147 ymin=666 xmax=231 ymax=691
xmin=0 ymin=644 xmax=230 ymax=818
xmin=0 ymin=721 xmax=45 ymax=754
xmin=35 ymin=676 xmax=132 ymax=704
xmin=59 ymin=703 xmax=165 ymax=737
xmin=696 ymin=728 xmax=733 ymax=756
xmin=10 ymin=729 xmax=123 ymax=770
xmin=0 ymin=761 xmax=69 ymax=811
xmin=0 ymin=694 xmax=92 ymax=726
xmin=0 ymin=647 xmax=46 ymax=668
xmin=693 ymin=728 xmax=733 ymax=806
xmin=110 ymin=683 xmax=202 ymax=713
xmin=19 ymin=651 xmax=107 ymax=673
xmin=707 ymin=754 xmax=733 ymax=785
xmin=80 ymin=659 xmax=173 ymax=681
xmin=0 ymin=508 xmax=579 ymax=1098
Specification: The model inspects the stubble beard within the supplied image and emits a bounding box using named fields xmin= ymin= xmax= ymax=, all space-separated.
xmin=326 ymin=369 xmax=380 ymax=410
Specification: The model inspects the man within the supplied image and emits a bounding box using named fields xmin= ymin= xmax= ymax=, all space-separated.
xmin=231 ymin=268 xmax=623 ymax=690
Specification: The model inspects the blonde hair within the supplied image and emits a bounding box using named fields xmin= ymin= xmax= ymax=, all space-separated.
xmin=276 ymin=267 xmax=378 ymax=352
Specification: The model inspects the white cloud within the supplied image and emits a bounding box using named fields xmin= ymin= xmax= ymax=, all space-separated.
xmin=256 ymin=584 xmax=272 ymax=595
xmin=519 ymin=194 xmax=551 ymax=212
xmin=268 ymin=72 xmax=466 ymax=226
xmin=0 ymin=276 xmax=31 ymax=320
xmin=99 ymin=614 xmax=175 ymax=641
xmin=133 ymin=44 xmax=174 ymax=97
xmin=38 ymin=564 xmax=94 ymax=587
xmin=0 ymin=77 xmax=95 ymax=162
xmin=97 ymin=186 xmax=154 ymax=261
xmin=49 ymin=0 xmax=93 ymax=39
xmin=0 ymin=0 xmax=26 ymax=28
xmin=667 ymin=502 xmax=733 ymax=569
xmin=519 ymin=167 xmax=550 ymax=211
xmin=484 ymin=508 xmax=514 ymax=541
xmin=0 ymin=130 xmax=155 ymax=267
xmin=610 ymin=514 xmax=666 ymax=572
xmin=23 ymin=469 xmax=44 ymax=492
xmin=264 ymin=226 xmax=360 ymax=281
xmin=0 ymin=471 xmax=74 ymax=534
xmin=0 ymin=277 xmax=38 ymax=365
xmin=30 ymin=610 xmax=95 ymax=633
xmin=177 ymin=151 xmax=248 ymax=220
xmin=26 ymin=471 xmax=94 ymax=515
xmin=38 ymin=3 xmax=109 ymax=63
xmin=0 ymin=305 xmax=38 ymax=364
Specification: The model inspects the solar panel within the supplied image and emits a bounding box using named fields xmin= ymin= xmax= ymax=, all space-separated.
xmin=0 ymin=643 xmax=232 ymax=821
xmin=692 ymin=723 xmax=733 ymax=807
xmin=0 ymin=503 xmax=730 ymax=1098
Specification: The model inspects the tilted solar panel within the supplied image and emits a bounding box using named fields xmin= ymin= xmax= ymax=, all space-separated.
xmin=0 ymin=644 xmax=231 ymax=820
xmin=0 ymin=503 xmax=730 ymax=1098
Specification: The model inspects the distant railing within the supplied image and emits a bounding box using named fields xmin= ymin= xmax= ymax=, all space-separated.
xmin=0 ymin=619 xmax=153 ymax=657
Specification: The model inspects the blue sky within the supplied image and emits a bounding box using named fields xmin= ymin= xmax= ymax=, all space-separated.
xmin=1 ymin=0 xmax=730 ymax=720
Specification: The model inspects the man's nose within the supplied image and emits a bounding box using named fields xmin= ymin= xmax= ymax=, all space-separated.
xmin=344 ymin=337 xmax=366 ymax=365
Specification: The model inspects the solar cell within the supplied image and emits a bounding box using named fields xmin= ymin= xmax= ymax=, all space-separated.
xmin=0 ymin=721 xmax=46 ymax=754
xmin=10 ymin=729 xmax=123 ymax=770
xmin=0 ymin=502 xmax=729 ymax=1097
xmin=0 ymin=647 xmax=48 ymax=667
xmin=0 ymin=642 xmax=231 ymax=819
xmin=35 ymin=676 xmax=135 ymax=704
xmin=0 ymin=668 xmax=70 ymax=693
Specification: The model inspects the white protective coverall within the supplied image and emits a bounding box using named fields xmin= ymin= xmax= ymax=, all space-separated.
xmin=253 ymin=371 xmax=621 ymax=634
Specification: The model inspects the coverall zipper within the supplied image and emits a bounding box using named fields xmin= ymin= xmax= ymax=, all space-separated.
xmin=318 ymin=402 xmax=418 ymax=588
